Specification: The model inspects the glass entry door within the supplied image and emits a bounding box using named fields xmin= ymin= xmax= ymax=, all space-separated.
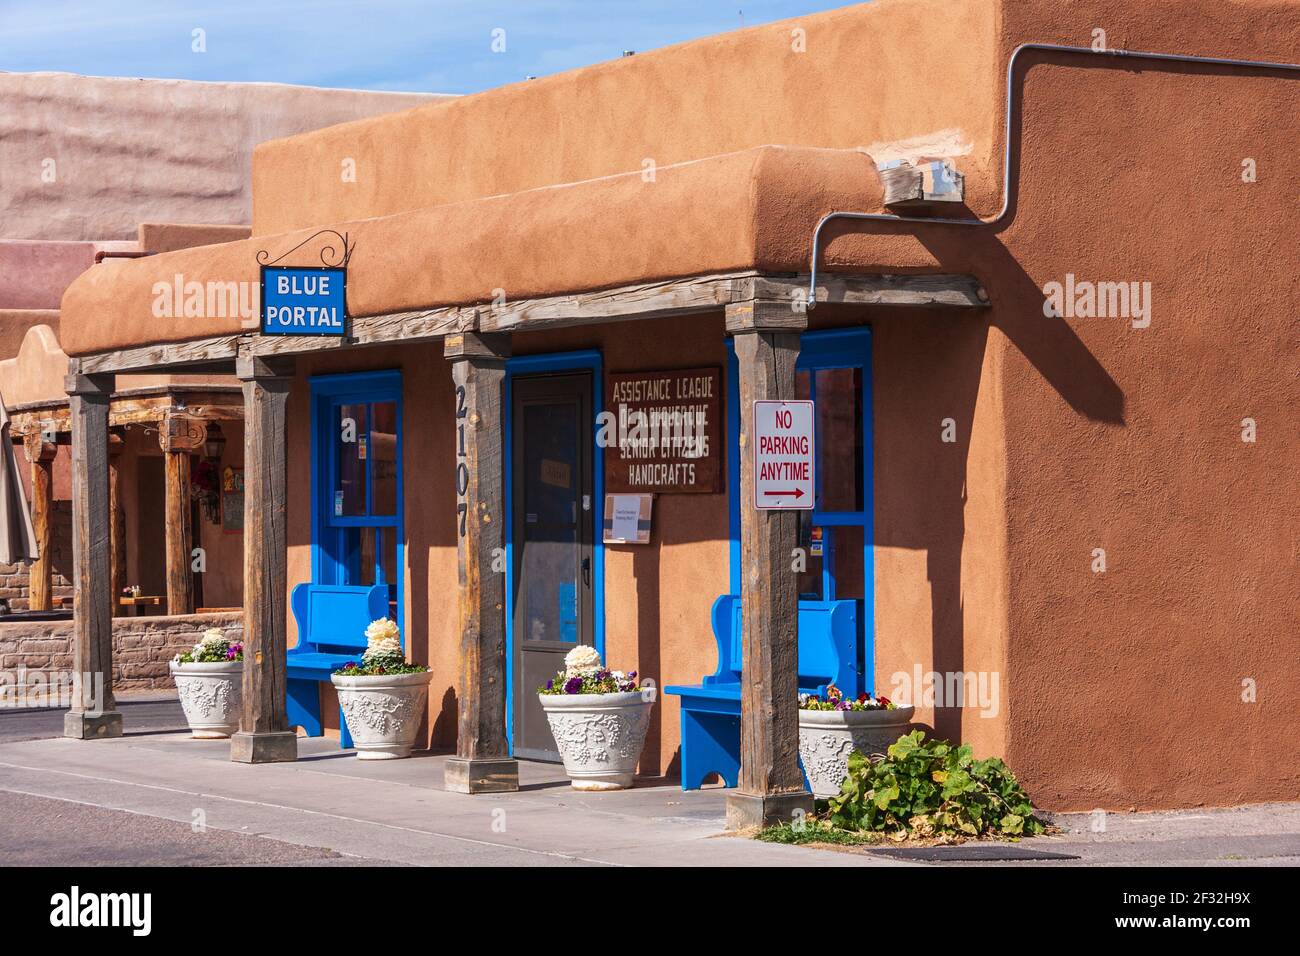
xmin=510 ymin=373 xmax=595 ymax=760
xmin=794 ymin=329 xmax=873 ymax=689
xmin=310 ymin=371 xmax=404 ymax=623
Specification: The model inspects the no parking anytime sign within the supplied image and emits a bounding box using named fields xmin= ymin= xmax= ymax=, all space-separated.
xmin=752 ymin=400 xmax=814 ymax=509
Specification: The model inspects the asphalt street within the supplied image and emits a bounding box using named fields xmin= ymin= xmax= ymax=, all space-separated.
xmin=0 ymin=696 xmax=187 ymax=744
xmin=1 ymin=698 xmax=1297 ymax=867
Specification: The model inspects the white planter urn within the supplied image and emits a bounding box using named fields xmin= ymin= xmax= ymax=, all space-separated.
xmin=798 ymin=706 xmax=916 ymax=798
xmin=171 ymin=660 xmax=243 ymax=738
xmin=538 ymin=685 xmax=657 ymax=790
xmin=331 ymin=670 xmax=431 ymax=759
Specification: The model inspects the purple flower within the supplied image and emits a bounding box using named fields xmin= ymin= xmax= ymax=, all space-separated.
xmin=546 ymin=679 xmax=554 ymax=691
xmin=563 ymin=676 xmax=583 ymax=694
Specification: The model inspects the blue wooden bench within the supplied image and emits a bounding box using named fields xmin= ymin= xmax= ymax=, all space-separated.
xmin=287 ymin=583 xmax=389 ymax=750
xmin=664 ymin=594 xmax=859 ymax=790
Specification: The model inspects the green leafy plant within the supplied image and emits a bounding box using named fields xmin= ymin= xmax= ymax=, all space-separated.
xmin=757 ymin=822 xmax=884 ymax=846
xmin=333 ymin=655 xmax=428 ymax=677
xmin=827 ymin=730 xmax=1046 ymax=839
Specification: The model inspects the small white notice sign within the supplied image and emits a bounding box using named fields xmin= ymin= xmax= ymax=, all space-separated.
xmin=604 ymin=494 xmax=652 ymax=544
xmin=752 ymin=400 xmax=814 ymax=510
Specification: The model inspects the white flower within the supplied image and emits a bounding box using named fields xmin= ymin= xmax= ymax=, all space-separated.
xmin=199 ymin=627 xmax=226 ymax=646
xmin=363 ymin=618 xmax=402 ymax=660
xmin=564 ymin=645 xmax=603 ymax=677
xmin=365 ymin=618 xmax=399 ymax=642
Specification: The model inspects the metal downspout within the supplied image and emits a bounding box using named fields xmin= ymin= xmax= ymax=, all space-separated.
xmin=806 ymin=43 xmax=1300 ymax=307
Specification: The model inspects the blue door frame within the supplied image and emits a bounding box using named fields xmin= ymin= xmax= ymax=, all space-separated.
xmin=503 ymin=350 xmax=606 ymax=751
xmin=725 ymin=326 xmax=875 ymax=690
xmin=307 ymin=369 xmax=406 ymax=649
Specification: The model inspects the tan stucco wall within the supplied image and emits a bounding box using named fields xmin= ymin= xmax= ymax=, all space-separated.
xmin=43 ymin=0 xmax=1300 ymax=809
xmin=138 ymin=223 xmax=251 ymax=254
xmin=0 ymin=241 xmax=135 ymax=310
xmin=982 ymin=20 xmax=1300 ymax=810
xmin=0 ymin=71 xmax=449 ymax=242
xmin=250 ymin=0 xmax=1002 ymax=234
xmin=60 ymin=145 xmax=885 ymax=356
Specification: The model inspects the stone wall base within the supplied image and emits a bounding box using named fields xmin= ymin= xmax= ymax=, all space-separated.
xmin=0 ymin=611 xmax=242 ymax=694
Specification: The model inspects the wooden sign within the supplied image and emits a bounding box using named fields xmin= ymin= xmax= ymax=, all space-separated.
xmin=605 ymin=367 xmax=722 ymax=494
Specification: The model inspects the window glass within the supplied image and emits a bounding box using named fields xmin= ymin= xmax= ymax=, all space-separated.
xmin=833 ymin=524 xmax=865 ymax=600
xmin=371 ymin=401 xmax=398 ymax=516
xmin=796 ymin=512 xmax=824 ymax=600
xmin=336 ymin=403 xmax=368 ymax=516
xmin=816 ymin=368 xmax=863 ymax=512
xmin=522 ymin=400 xmax=581 ymax=644
xmin=347 ymin=526 xmax=397 ymax=587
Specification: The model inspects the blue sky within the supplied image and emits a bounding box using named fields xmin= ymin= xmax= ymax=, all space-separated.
xmin=0 ymin=1 xmax=856 ymax=94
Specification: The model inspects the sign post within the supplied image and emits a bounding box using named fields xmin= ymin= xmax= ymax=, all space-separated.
xmin=752 ymin=399 xmax=814 ymax=510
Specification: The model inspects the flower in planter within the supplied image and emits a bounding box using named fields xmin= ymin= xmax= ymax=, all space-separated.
xmin=539 ymin=647 xmax=641 ymax=695
xmin=564 ymin=644 xmax=603 ymax=677
xmin=799 ymin=683 xmax=896 ymax=712
xmin=174 ymin=627 xmax=242 ymax=664
xmin=332 ymin=620 xmax=428 ymax=676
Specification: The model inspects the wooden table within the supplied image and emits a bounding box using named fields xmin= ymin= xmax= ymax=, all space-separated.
xmin=119 ymin=595 xmax=163 ymax=616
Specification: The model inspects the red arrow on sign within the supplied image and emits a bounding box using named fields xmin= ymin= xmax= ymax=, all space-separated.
xmin=763 ymin=488 xmax=805 ymax=498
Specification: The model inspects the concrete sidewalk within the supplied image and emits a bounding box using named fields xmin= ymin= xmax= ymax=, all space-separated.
xmin=1 ymin=726 xmax=1296 ymax=866
xmin=0 ymin=731 xmax=898 ymax=866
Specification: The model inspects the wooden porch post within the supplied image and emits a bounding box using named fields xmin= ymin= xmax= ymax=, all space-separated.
xmin=109 ymin=430 xmax=125 ymax=616
xmin=443 ymin=332 xmax=519 ymax=793
xmin=64 ymin=371 xmax=121 ymax=739
xmin=724 ymin=297 xmax=813 ymax=829
xmin=23 ymin=434 xmax=57 ymax=612
xmin=230 ymin=353 xmax=297 ymax=764
xmin=161 ymin=414 xmax=196 ymax=615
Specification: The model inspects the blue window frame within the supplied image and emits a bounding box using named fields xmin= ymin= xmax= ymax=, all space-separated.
xmin=726 ymin=326 xmax=874 ymax=688
xmin=309 ymin=370 xmax=405 ymax=638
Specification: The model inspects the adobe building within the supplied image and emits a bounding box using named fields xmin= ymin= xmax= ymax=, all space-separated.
xmin=52 ymin=0 xmax=1298 ymax=818
xmin=0 ymin=72 xmax=447 ymax=686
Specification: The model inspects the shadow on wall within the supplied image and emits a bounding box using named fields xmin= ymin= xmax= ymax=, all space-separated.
xmin=824 ymin=205 xmax=1125 ymax=744
xmin=632 ymin=545 xmax=664 ymax=776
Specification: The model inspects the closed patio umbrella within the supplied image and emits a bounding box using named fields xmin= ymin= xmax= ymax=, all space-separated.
xmin=0 ymin=397 xmax=39 ymax=564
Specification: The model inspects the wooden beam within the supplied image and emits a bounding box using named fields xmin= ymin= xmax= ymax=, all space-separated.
xmin=230 ymin=351 xmax=296 ymax=764
xmin=63 ymin=371 xmax=121 ymax=739
xmin=746 ymin=273 xmax=989 ymax=310
xmin=725 ymin=313 xmax=813 ymax=830
xmin=162 ymin=450 xmax=195 ymax=615
xmin=443 ymin=332 xmax=519 ymax=793
xmin=108 ymin=432 xmax=125 ymax=617
xmin=77 ymin=334 xmax=243 ymax=376
xmin=71 ymin=271 xmax=989 ymax=375
xmin=159 ymin=412 xmax=198 ymax=615
xmin=23 ymin=436 xmax=57 ymax=612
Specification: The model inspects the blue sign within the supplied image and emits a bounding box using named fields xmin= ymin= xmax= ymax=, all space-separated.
xmin=261 ymin=266 xmax=347 ymax=336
